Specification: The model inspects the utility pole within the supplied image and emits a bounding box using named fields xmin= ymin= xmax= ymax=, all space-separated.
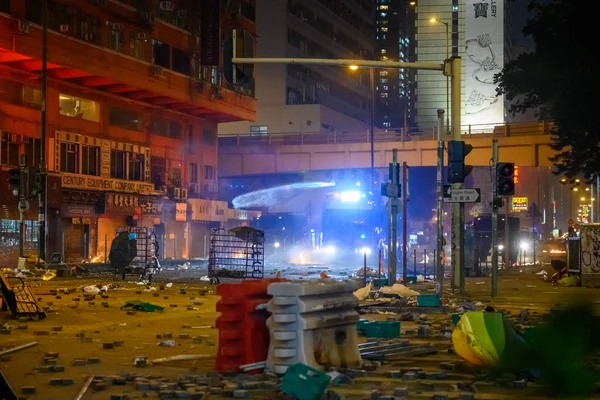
xmin=385 ymin=149 xmax=400 ymax=284
xmin=436 ymin=109 xmax=445 ymax=296
xmin=39 ymin=0 xmax=49 ymax=263
xmin=491 ymin=139 xmax=499 ymax=297
xmin=18 ymin=154 xmax=29 ymax=258
xmin=369 ymin=68 xmax=375 ymax=191
xmin=505 ymin=200 xmax=510 ymax=268
xmin=402 ymin=161 xmax=408 ymax=283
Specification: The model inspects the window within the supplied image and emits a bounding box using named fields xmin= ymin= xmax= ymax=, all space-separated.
xmin=76 ymin=13 xmax=100 ymax=44
xmin=152 ymin=40 xmax=170 ymax=69
xmin=108 ymin=106 xmax=142 ymax=131
xmin=287 ymin=88 xmax=300 ymax=105
xmin=130 ymin=31 xmax=146 ymax=60
xmin=0 ymin=79 xmax=41 ymax=108
xmin=169 ymin=120 xmax=182 ymax=139
xmin=149 ymin=115 xmax=169 ymax=137
xmin=1 ymin=133 xmax=22 ymax=166
xmin=249 ymin=125 xmax=268 ymax=136
xmin=190 ymin=163 xmax=198 ymax=183
xmin=59 ymin=94 xmax=100 ymax=122
xmin=60 ymin=142 xmax=79 ymax=173
xmin=204 ymin=165 xmax=214 ymax=180
xmin=111 ymin=150 xmax=127 ymax=179
xmin=81 ymin=145 xmax=100 ymax=176
xmin=108 ymin=22 xmax=124 ymax=52
xmin=188 ymin=125 xmax=194 ymax=150
xmin=128 ymin=152 xmax=145 ymax=181
xmin=202 ymin=128 xmax=216 ymax=145
xmin=22 ymin=86 xmax=42 ymax=107
xmin=151 ymin=156 xmax=166 ymax=186
xmin=172 ymin=47 xmax=191 ymax=75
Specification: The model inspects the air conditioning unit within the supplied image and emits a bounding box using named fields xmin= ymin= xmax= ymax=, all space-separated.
xmin=159 ymin=1 xmax=174 ymax=11
xmin=111 ymin=22 xmax=122 ymax=30
xmin=173 ymin=187 xmax=181 ymax=199
xmin=138 ymin=11 xmax=155 ymax=25
xmin=150 ymin=65 xmax=164 ymax=77
xmin=11 ymin=20 xmax=29 ymax=35
xmin=193 ymin=183 xmax=201 ymax=194
xmin=176 ymin=9 xmax=187 ymax=18
xmin=136 ymin=32 xmax=147 ymax=40
xmin=180 ymin=188 xmax=188 ymax=200
xmin=59 ymin=24 xmax=69 ymax=33
xmin=208 ymin=183 xmax=218 ymax=193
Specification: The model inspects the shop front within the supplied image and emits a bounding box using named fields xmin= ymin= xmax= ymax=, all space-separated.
xmin=163 ymin=201 xmax=189 ymax=260
xmin=60 ymin=192 xmax=100 ymax=262
xmin=188 ymin=198 xmax=219 ymax=259
xmin=0 ymin=171 xmax=62 ymax=266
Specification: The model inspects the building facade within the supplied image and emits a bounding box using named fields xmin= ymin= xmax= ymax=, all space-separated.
xmin=0 ymin=0 xmax=258 ymax=266
xmin=219 ymin=0 xmax=375 ymax=137
xmin=374 ymin=0 xmax=416 ymax=131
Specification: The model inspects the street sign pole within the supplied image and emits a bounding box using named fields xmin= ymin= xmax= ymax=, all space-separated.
xmin=436 ymin=109 xmax=445 ymax=296
xmin=491 ymin=139 xmax=499 ymax=297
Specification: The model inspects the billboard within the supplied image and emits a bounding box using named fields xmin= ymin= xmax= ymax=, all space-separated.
xmin=200 ymin=0 xmax=221 ymax=66
xmin=512 ymin=197 xmax=528 ymax=212
xmin=464 ymin=0 xmax=504 ymax=126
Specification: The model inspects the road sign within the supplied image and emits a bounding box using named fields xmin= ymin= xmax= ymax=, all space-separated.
xmin=443 ymin=186 xmax=481 ymax=203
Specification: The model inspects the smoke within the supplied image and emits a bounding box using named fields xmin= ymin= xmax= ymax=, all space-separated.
xmin=232 ymin=182 xmax=334 ymax=209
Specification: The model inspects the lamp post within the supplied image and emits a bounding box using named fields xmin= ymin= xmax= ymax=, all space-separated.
xmin=430 ymin=18 xmax=449 ymax=133
xmin=349 ymin=65 xmax=376 ymax=191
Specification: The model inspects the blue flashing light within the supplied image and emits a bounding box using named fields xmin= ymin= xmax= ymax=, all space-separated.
xmin=360 ymin=234 xmax=366 ymax=239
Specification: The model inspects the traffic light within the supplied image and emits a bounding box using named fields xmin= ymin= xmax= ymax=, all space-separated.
xmin=496 ymin=162 xmax=515 ymax=196
xmin=447 ymin=140 xmax=473 ymax=183
xmin=27 ymin=166 xmax=40 ymax=198
xmin=8 ymin=168 xmax=20 ymax=196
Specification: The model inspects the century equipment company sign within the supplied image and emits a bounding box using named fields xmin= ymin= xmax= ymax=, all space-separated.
xmin=465 ymin=0 xmax=504 ymax=126
xmin=62 ymin=173 xmax=154 ymax=194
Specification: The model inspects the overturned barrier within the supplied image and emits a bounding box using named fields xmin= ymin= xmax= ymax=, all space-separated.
xmin=266 ymin=279 xmax=362 ymax=374
xmin=215 ymin=278 xmax=286 ymax=373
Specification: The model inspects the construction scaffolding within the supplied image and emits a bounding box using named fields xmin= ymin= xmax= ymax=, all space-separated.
xmin=208 ymin=227 xmax=265 ymax=281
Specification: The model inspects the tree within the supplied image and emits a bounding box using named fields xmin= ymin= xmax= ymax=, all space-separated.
xmin=495 ymin=0 xmax=600 ymax=181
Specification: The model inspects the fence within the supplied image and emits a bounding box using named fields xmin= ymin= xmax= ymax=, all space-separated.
xmin=219 ymin=120 xmax=555 ymax=148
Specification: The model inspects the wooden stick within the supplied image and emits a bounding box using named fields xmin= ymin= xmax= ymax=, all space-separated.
xmin=0 ymin=341 xmax=37 ymax=357
xmin=151 ymin=354 xmax=213 ymax=364
xmin=74 ymin=376 xmax=94 ymax=400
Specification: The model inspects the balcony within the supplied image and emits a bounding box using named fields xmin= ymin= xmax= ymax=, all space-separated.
xmin=0 ymin=15 xmax=256 ymax=123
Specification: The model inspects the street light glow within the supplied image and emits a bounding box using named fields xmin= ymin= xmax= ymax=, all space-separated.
xmin=429 ymin=17 xmax=437 ymax=23
xmin=349 ymin=65 xmax=359 ymax=70
xmin=410 ymin=1 xmax=416 ymax=5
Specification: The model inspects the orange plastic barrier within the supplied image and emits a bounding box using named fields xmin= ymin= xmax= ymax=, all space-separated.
xmin=215 ymin=278 xmax=286 ymax=373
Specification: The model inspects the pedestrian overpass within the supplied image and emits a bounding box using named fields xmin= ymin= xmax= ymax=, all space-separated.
xmin=218 ymin=121 xmax=556 ymax=177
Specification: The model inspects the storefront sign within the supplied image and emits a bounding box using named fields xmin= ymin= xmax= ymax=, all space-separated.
xmin=512 ymin=196 xmax=528 ymax=212
xmin=105 ymin=193 xmax=140 ymax=215
xmin=200 ymin=0 xmax=221 ymax=66
xmin=61 ymin=204 xmax=96 ymax=219
xmin=139 ymin=198 xmax=164 ymax=215
xmin=61 ymin=173 xmax=154 ymax=194
xmin=175 ymin=203 xmax=187 ymax=222
xmin=189 ymin=198 xmax=211 ymax=221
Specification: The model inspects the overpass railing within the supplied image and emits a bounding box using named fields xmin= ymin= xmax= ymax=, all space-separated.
xmin=219 ymin=120 xmax=555 ymax=148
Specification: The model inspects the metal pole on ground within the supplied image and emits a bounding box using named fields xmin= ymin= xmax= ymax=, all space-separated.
xmin=491 ymin=139 xmax=499 ymax=297
xmin=387 ymin=149 xmax=400 ymax=284
xmin=449 ymin=57 xmax=463 ymax=292
xmin=402 ymin=162 xmax=408 ymax=283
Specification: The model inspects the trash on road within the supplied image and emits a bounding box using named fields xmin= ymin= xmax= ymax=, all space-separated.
xmin=121 ymin=300 xmax=164 ymax=312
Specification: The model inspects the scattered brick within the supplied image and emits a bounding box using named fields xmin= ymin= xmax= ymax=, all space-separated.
xmin=93 ymin=382 xmax=107 ymax=391
xmin=179 ymin=333 xmax=190 ymax=339
xmin=73 ymin=298 xmax=81 ymax=302
xmin=36 ymin=365 xmax=54 ymax=373
xmin=51 ymin=326 xmax=63 ymax=332
xmin=418 ymin=381 xmax=435 ymax=391
xmin=80 ymin=337 xmax=93 ymax=343
xmin=403 ymin=372 xmax=418 ymax=381
xmin=0 ymin=329 xmax=11 ymax=335
xmin=87 ymin=357 xmax=101 ymax=364
xmin=136 ymin=291 xmax=142 ymax=295
xmin=76 ymin=332 xmax=85 ymax=337
xmin=103 ymin=342 xmax=114 ymax=350
xmin=110 ymin=395 xmax=130 ymax=400
xmin=33 ymin=330 xmax=50 ymax=336
xmin=134 ymin=357 xmax=148 ymax=367
xmin=89 ymin=302 xmax=96 ymax=306
xmin=101 ymin=295 xmax=109 ymax=299
xmin=55 ymin=295 xmax=62 ymax=299
xmin=163 ymin=333 xmax=173 ymax=339
xmin=459 ymin=393 xmax=475 ymax=400
xmin=21 ymin=387 xmax=36 ymax=394
xmin=18 ymin=317 xmax=29 ymax=322
xmin=192 ymin=337 xmax=202 ymax=343
xmin=159 ymin=285 xmax=165 ymax=290
xmin=187 ymin=306 xmax=194 ymax=311
xmin=126 ymin=311 xmax=137 ymax=315
xmin=50 ymin=379 xmax=63 ymax=386
xmin=418 ymin=325 xmax=430 ymax=338
xmin=136 ymin=381 xmax=152 ymax=391
xmin=389 ymin=371 xmax=403 ymax=378
xmin=17 ymin=324 xmax=28 ymax=330
xmin=72 ymin=358 xmax=87 ymax=366
xmin=164 ymin=296 xmax=169 ymax=299
xmin=432 ymin=394 xmax=449 ymax=400
xmin=170 ymin=304 xmax=178 ymax=308
xmin=113 ymin=340 xmax=125 ymax=347
xmin=233 ymin=389 xmax=248 ymax=398
xmin=394 ymin=387 xmax=408 ymax=396
xmin=51 ymin=365 xmax=65 ymax=372
xmin=43 ymin=357 xmax=57 ymax=365
xmin=440 ymin=362 xmax=456 ymax=371
xmin=194 ymin=302 xmax=203 ymax=306
xmin=0 ymin=356 xmax=10 ymax=362
xmin=153 ymin=293 xmax=160 ymax=297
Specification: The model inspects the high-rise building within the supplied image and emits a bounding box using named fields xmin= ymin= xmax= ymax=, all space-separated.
xmin=219 ymin=0 xmax=375 ymax=137
xmin=0 ymin=0 xmax=259 ymax=266
xmin=374 ymin=0 xmax=416 ymax=130
xmin=415 ymin=0 xmax=512 ymax=131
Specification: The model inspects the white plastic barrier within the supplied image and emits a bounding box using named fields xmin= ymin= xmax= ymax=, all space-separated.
xmin=266 ymin=279 xmax=363 ymax=374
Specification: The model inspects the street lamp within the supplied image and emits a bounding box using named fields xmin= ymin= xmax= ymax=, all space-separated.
xmin=430 ymin=18 xmax=450 ymax=133
xmin=349 ymin=65 xmax=376 ymax=191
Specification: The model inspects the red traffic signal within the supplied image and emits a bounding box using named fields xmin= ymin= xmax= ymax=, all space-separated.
xmin=496 ymin=163 xmax=515 ymax=196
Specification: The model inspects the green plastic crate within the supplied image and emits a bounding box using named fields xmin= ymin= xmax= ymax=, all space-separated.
xmin=371 ymin=278 xmax=388 ymax=286
xmin=281 ymin=363 xmax=331 ymax=400
xmin=451 ymin=313 xmax=463 ymax=325
xmin=357 ymin=319 xmax=369 ymax=332
xmin=365 ymin=320 xmax=400 ymax=338
xmin=417 ymin=294 xmax=441 ymax=307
